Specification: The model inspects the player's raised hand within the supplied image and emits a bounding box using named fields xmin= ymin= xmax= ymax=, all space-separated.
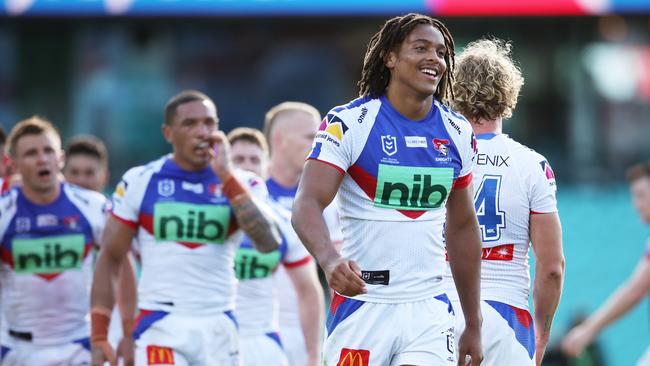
xmin=208 ymin=130 xmax=234 ymax=180
xmin=91 ymin=340 xmax=117 ymax=366
xmin=561 ymin=323 xmax=593 ymax=358
xmin=322 ymin=257 xmax=367 ymax=297
xmin=457 ymin=324 xmax=483 ymax=366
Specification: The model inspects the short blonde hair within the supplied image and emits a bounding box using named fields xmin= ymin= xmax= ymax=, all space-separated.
xmin=7 ymin=116 xmax=61 ymax=158
xmin=263 ymin=102 xmax=320 ymax=144
xmin=452 ymin=39 xmax=524 ymax=122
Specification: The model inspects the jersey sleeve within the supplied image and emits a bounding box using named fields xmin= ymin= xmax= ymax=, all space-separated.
xmin=307 ymin=110 xmax=354 ymax=174
xmin=111 ymin=168 xmax=144 ymax=229
xmin=529 ymin=157 xmax=558 ymax=214
xmin=453 ymin=121 xmax=477 ymax=190
xmin=271 ymin=202 xmax=310 ymax=267
xmin=282 ymin=221 xmax=311 ymax=268
xmin=235 ymin=169 xmax=269 ymax=200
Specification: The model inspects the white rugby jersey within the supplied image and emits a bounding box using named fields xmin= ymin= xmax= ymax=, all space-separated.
xmin=111 ymin=155 xmax=268 ymax=314
xmin=0 ymin=183 xmax=108 ymax=344
xmin=235 ymin=201 xmax=310 ymax=335
xmin=444 ymin=133 xmax=558 ymax=309
xmin=267 ymin=178 xmax=342 ymax=328
xmin=308 ymin=95 xmax=476 ymax=303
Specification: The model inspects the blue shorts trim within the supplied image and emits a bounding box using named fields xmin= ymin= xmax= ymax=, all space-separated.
xmin=1 ymin=345 xmax=10 ymax=360
xmin=434 ymin=293 xmax=455 ymax=315
xmin=486 ymin=300 xmax=535 ymax=359
xmin=326 ymin=294 xmax=364 ymax=336
xmin=133 ymin=310 xmax=170 ymax=340
xmin=265 ymin=332 xmax=283 ymax=349
xmin=224 ymin=310 xmax=239 ymax=330
xmin=72 ymin=337 xmax=91 ymax=352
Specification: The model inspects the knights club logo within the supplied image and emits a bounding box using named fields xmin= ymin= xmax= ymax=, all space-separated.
xmin=381 ymin=135 xmax=397 ymax=156
xmin=433 ymin=138 xmax=450 ymax=156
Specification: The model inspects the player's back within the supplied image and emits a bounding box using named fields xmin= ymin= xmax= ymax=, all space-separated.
xmin=446 ymin=133 xmax=557 ymax=309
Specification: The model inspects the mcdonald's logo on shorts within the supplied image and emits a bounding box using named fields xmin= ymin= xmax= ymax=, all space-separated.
xmin=147 ymin=345 xmax=175 ymax=365
xmin=337 ymin=348 xmax=370 ymax=366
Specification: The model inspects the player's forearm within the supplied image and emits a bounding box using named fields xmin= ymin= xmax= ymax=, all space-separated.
xmin=446 ymin=225 xmax=482 ymax=326
xmin=533 ymin=261 xmax=564 ymax=345
xmin=116 ymin=254 xmax=137 ymax=335
xmin=297 ymin=272 xmax=325 ymax=365
xmin=584 ymin=281 xmax=646 ymax=334
xmin=230 ymin=194 xmax=281 ymax=253
xmin=91 ymin=249 xmax=122 ymax=310
xmin=291 ymin=197 xmax=338 ymax=268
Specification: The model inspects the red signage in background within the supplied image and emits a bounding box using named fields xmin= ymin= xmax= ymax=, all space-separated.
xmin=428 ymin=0 xmax=592 ymax=16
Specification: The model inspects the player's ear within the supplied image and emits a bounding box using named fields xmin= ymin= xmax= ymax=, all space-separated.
xmin=58 ymin=150 xmax=65 ymax=171
xmin=161 ymin=123 xmax=173 ymax=144
xmin=385 ymin=50 xmax=397 ymax=69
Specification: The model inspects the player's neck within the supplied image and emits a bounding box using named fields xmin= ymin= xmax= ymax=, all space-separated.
xmin=268 ymin=160 xmax=300 ymax=189
xmin=471 ymin=117 xmax=502 ymax=135
xmin=385 ymin=85 xmax=433 ymax=121
xmin=22 ymin=181 xmax=61 ymax=205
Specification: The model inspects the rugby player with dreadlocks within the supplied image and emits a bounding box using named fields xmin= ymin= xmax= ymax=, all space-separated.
xmin=292 ymin=13 xmax=483 ymax=366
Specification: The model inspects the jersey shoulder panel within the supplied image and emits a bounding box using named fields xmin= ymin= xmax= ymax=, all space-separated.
xmin=112 ymin=156 xmax=167 ymax=222
xmin=438 ymin=102 xmax=477 ymax=177
xmin=309 ymin=97 xmax=381 ymax=171
xmin=63 ymin=183 xmax=109 ymax=215
xmin=0 ymin=188 xmax=19 ymax=238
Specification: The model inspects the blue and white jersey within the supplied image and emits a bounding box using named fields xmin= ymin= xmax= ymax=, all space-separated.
xmin=308 ymin=95 xmax=476 ymax=303
xmin=0 ymin=183 xmax=108 ymax=344
xmin=111 ymin=155 xmax=268 ymax=315
xmin=444 ymin=133 xmax=558 ymax=309
xmin=235 ymin=201 xmax=309 ymax=335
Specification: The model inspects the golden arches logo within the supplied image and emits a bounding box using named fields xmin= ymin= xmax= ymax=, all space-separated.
xmin=146 ymin=345 xmax=175 ymax=365
xmin=337 ymin=348 xmax=369 ymax=366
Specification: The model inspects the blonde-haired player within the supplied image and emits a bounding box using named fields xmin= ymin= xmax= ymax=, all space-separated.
xmin=445 ymin=38 xmax=565 ymax=366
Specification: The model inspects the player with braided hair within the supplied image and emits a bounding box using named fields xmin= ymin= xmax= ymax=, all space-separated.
xmin=293 ymin=13 xmax=483 ymax=366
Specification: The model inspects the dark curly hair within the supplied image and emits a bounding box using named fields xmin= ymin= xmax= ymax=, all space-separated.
xmin=357 ymin=13 xmax=456 ymax=104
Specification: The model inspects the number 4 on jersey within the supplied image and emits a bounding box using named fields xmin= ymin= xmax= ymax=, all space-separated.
xmin=473 ymin=175 xmax=506 ymax=241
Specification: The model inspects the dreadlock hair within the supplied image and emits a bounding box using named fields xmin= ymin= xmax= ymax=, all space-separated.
xmin=357 ymin=13 xmax=456 ymax=104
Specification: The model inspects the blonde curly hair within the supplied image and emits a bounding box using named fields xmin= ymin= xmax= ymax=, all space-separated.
xmin=451 ymin=39 xmax=523 ymax=122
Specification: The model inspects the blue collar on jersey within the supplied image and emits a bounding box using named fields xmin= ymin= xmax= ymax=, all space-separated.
xmin=379 ymin=94 xmax=437 ymax=123
xmin=476 ymin=133 xmax=499 ymax=140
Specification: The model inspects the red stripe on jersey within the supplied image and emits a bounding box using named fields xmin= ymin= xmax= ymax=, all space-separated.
xmin=0 ymin=177 xmax=10 ymax=194
xmin=112 ymin=212 xmax=139 ymax=230
xmin=453 ymin=172 xmax=473 ymax=190
xmin=0 ymin=246 xmax=14 ymax=267
xmin=530 ymin=210 xmax=550 ymax=215
xmin=308 ymin=158 xmax=345 ymax=175
xmin=347 ymin=163 xmax=376 ymax=200
xmin=284 ymin=256 xmax=311 ymax=268
xmin=330 ymin=293 xmax=347 ymax=315
xmin=482 ymin=244 xmax=514 ymax=261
